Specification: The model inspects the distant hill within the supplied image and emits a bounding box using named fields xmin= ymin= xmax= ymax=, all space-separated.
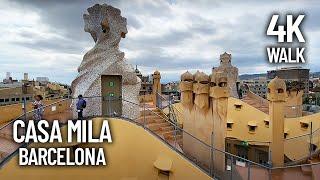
xmin=162 ymin=71 xmax=320 ymax=83
xmin=311 ymin=72 xmax=320 ymax=78
xmin=239 ymin=71 xmax=320 ymax=80
xmin=239 ymin=73 xmax=266 ymax=80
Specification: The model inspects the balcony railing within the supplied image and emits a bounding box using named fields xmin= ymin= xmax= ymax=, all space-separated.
xmin=0 ymin=95 xmax=319 ymax=179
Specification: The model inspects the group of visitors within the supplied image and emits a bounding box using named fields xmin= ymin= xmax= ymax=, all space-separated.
xmin=32 ymin=94 xmax=86 ymax=121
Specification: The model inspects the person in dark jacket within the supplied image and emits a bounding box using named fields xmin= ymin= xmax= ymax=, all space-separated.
xmin=76 ymin=95 xmax=86 ymax=120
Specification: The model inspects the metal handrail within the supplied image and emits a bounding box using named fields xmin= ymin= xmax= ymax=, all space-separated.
xmin=149 ymin=94 xmax=320 ymax=170
xmin=244 ymin=140 xmax=271 ymax=144
xmin=1 ymin=95 xmax=320 ymax=173
xmin=0 ymin=97 xmax=75 ymax=167
xmin=273 ymin=160 xmax=320 ymax=169
xmin=156 ymin=93 xmax=181 ymax=123
xmin=285 ymin=127 xmax=320 ymax=140
xmin=285 ymin=132 xmax=310 ymax=140
xmin=1 ymin=95 xmax=105 ymax=129
xmin=0 ymin=98 xmax=72 ymax=131
xmin=156 ymin=93 xmax=170 ymax=109
xmin=127 ymin=95 xmax=320 ymax=170
xmin=123 ymin=97 xmax=271 ymax=169
xmin=171 ymin=104 xmax=183 ymax=116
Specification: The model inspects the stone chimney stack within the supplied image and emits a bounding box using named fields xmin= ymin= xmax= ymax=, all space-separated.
xmin=267 ymin=76 xmax=286 ymax=167
xmin=193 ymin=71 xmax=210 ymax=111
xmin=210 ymin=71 xmax=230 ymax=173
xmin=180 ymin=71 xmax=194 ymax=110
xmin=152 ymin=70 xmax=161 ymax=105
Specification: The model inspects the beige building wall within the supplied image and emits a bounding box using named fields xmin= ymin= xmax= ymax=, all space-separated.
xmin=173 ymin=95 xmax=320 ymax=162
xmin=285 ymin=90 xmax=303 ymax=118
xmin=0 ymin=99 xmax=71 ymax=126
xmin=138 ymin=94 xmax=154 ymax=103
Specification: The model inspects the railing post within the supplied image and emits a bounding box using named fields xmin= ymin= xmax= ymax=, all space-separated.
xmin=107 ymin=96 xmax=110 ymax=117
xmin=172 ymin=95 xmax=176 ymax=147
xmin=230 ymin=155 xmax=233 ymax=180
xmin=174 ymin=123 xmax=177 ymax=148
xmin=156 ymin=93 xmax=159 ymax=109
xmin=268 ymin=168 xmax=272 ymax=180
xmin=143 ymin=102 xmax=146 ymax=128
xmin=210 ymin=132 xmax=214 ymax=178
xmin=268 ymin=147 xmax=271 ymax=166
xmin=310 ymin=122 xmax=313 ymax=157
xmin=23 ymin=97 xmax=27 ymax=135
xmin=169 ymin=95 xmax=171 ymax=122
xmin=247 ymin=161 xmax=251 ymax=180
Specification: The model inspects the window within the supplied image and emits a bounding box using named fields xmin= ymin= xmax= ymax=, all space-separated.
xmin=300 ymin=122 xmax=309 ymax=129
xmin=26 ymin=97 xmax=30 ymax=101
xmin=16 ymin=98 xmax=20 ymax=102
xmin=311 ymin=144 xmax=317 ymax=152
xmin=5 ymin=98 xmax=9 ymax=102
xmin=0 ymin=99 xmax=4 ymax=102
xmin=227 ymin=123 xmax=233 ymax=129
xmin=234 ymin=104 xmax=242 ymax=110
xmin=249 ymin=126 xmax=256 ymax=132
xmin=284 ymin=133 xmax=288 ymax=139
xmin=248 ymin=121 xmax=257 ymax=133
xmin=11 ymin=98 xmax=15 ymax=102
xmin=264 ymin=120 xmax=269 ymax=128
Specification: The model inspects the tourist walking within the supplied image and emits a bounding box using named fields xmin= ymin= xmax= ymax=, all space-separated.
xmin=33 ymin=95 xmax=44 ymax=121
xmin=76 ymin=95 xmax=86 ymax=120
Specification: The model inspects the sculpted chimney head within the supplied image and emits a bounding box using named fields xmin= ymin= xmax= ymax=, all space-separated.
xmin=220 ymin=52 xmax=232 ymax=66
xmin=193 ymin=71 xmax=201 ymax=82
xmin=209 ymin=72 xmax=230 ymax=98
xmin=209 ymin=74 xmax=215 ymax=87
xmin=194 ymin=71 xmax=209 ymax=84
xmin=84 ymin=4 xmax=128 ymax=43
xmin=193 ymin=71 xmax=209 ymax=109
xmin=154 ymin=70 xmax=160 ymax=75
xmin=267 ymin=76 xmax=287 ymax=102
xmin=181 ymin=71 xmax=193 ymax=82
xmin=216 ymin=72 xmax=228 ymax=87
xmin=153 ymin=70 xmax=161 ymax=80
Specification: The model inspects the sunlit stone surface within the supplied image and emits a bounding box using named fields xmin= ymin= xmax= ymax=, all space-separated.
xmin=71 ymin=4 xmax=141 ymax=119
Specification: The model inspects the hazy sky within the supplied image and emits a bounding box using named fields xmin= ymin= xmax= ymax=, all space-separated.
xmin=0 ymin=0 xmax=319 ymax=84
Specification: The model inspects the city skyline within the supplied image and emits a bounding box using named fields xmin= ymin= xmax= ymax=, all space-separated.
xmin=1 ymin=0 xmax=320 ymax=84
